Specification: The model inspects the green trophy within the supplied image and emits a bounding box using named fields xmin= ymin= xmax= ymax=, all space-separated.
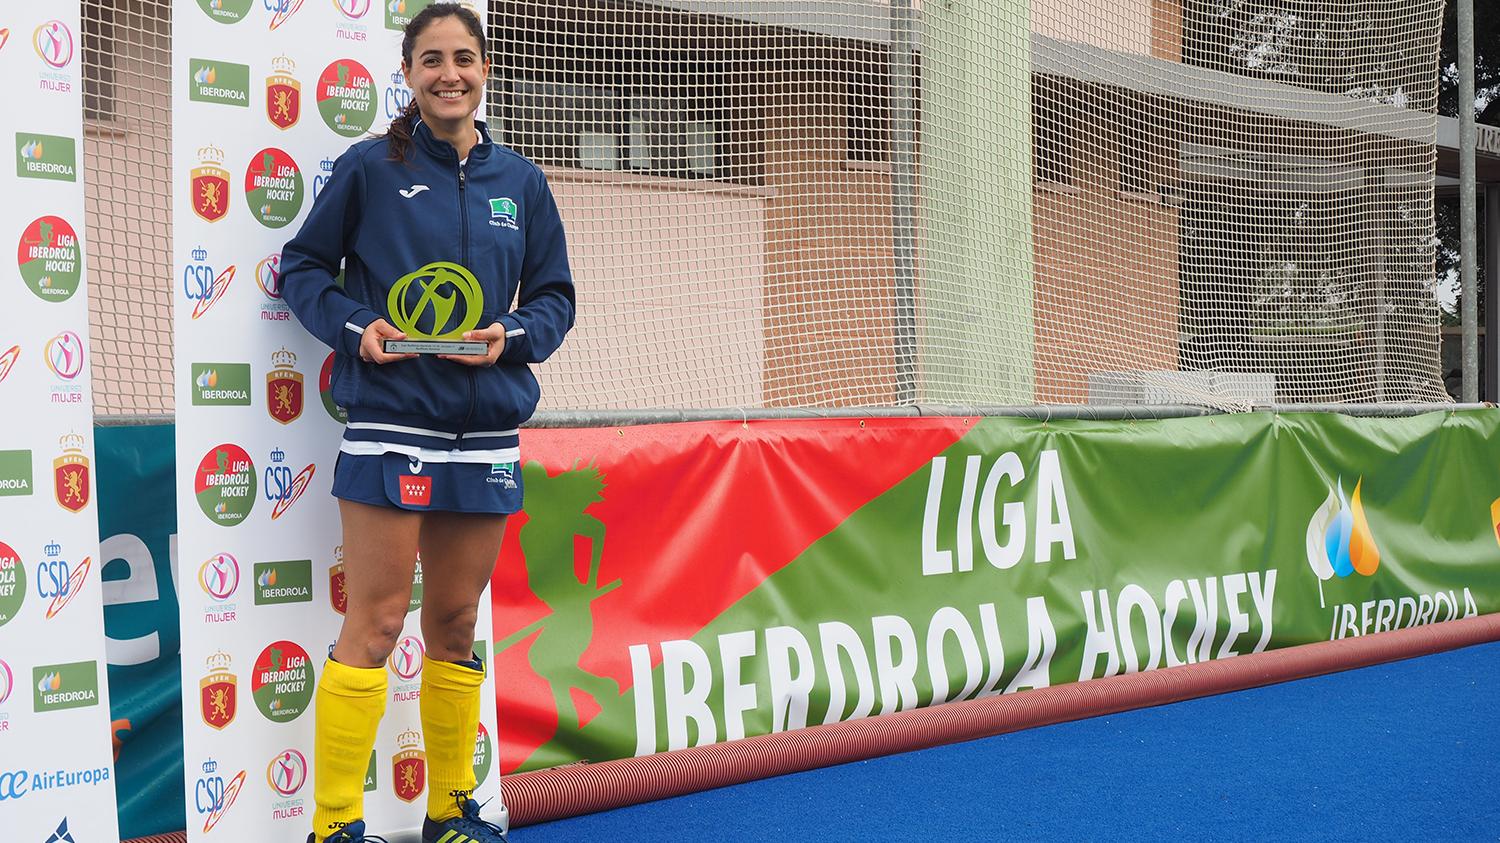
xmin=382 ymin=261 xmax=490 ymax=355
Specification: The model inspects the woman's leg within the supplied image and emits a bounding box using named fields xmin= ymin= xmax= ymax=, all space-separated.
xmin=416 ymin=510 xmax=509 ymax=822
xmin=312 ymin=500 xmax=423 ymax=841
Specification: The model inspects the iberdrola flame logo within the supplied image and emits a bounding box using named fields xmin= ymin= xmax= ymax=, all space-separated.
xmin=1305 ymin=476 xmax=1380 ymax=607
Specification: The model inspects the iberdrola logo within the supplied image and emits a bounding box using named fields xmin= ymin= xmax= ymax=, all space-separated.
xmin=317 ymin=59 xmax=376 ymax=137
xmin=1305 ymin=476 xmax=1381 ymax=607
xmin=244 ymin=148 xmax=305 ymax=229
xmin=385 ymin=0 xmax=433 ymax=30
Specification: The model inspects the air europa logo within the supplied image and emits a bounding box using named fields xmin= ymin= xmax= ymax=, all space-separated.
xmin=1306 ymin=476 xmax=1380 ymax=607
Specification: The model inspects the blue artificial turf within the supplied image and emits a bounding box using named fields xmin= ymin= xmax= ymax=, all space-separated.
xmin=512 ymin=641 xmax=1500 ymax=841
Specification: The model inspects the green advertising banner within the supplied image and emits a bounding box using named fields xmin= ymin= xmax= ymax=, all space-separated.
xmin=491 ymin=411 xmax=1500 ymax=774
xmin=96 ymin=423 xmax=183 ymax=839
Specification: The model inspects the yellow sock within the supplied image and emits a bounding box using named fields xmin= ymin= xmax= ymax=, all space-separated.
xmin=421 ymin=656 xmax=486 ymax=822
xmin=312 ymin=659 xmax=387 ymax=841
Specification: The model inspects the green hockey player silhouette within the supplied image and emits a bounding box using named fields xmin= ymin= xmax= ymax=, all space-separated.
xmin=499 ymin=461 xmax=620 ymax=764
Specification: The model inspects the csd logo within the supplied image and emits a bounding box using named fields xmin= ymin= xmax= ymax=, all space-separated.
xmin=195 ymin=772 xmax=225 ymax=814
xmin=383 ymin=72 xmax=412 ymax=119
xmin=0 ymin=769 xmax=30 ymax=801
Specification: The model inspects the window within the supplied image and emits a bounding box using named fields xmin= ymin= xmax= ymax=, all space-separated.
xmin=1033 ymin=77 xmax=1074 ymax=185
xmin=501 ymin=80 xmax=727 ymax=180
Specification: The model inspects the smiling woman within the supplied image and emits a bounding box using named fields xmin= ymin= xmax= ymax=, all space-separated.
xmin=276 ymin=4 xmax=577 ymax=843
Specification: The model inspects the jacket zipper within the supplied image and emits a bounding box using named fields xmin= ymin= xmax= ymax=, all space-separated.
xmin=457 ymin=161 xmax=477 ymax=443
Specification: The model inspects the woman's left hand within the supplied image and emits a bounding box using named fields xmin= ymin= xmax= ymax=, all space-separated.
xmin=438 ymin=322 xmax=506 ymax=367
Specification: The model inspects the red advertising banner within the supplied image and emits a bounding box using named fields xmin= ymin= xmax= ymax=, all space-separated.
xmin=491 ymin=419 xmax=970 ymax=772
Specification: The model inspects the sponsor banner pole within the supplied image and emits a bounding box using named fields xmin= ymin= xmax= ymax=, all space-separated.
xmin=0 ymin=3 xmax=123 ymax=840
xmin=492 ymin=413 xmax=1500 ymax=772
xmin=172 ymin=1 xmax=499 ymax=840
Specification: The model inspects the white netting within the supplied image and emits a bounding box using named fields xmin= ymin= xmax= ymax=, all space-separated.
xmin=82 ymin=0 xmax=1450 ymax=416
xmin=83 ymin=0 xmax=174 ymax=417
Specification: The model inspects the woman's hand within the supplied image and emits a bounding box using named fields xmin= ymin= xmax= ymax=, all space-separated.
xmin=359 ymin=318 xmax=418 ymax=364
xmin=438 ymin=322 xmax=506 ymax=367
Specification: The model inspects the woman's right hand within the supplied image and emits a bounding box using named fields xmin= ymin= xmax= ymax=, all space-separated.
xmin=359 ymin=318 xmax=418 ymax=364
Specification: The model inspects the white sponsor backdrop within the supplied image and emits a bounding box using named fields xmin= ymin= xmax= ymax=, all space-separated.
xmin=0 ymin=4 xmax=124 ymax=842
xmin=171 ymin=1 xmax=501 ymax=840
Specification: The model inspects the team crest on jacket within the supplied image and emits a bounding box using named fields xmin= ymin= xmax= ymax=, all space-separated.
xmin=53 ymin=433 xmax=88 ymax=512
xmin=192 ymin=145 xmax=230 ymax=222
xmin=392 ymin=729 xmax=426 ymax=802
xmin=266 ymin=56 xmax=301 ymax=130
xmin=201 ymin=651 xmax=237 ymax=730
xmin=267 ymin=348 xmax=303 ymax=424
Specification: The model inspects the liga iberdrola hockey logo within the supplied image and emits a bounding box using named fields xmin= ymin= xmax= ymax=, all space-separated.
xmin=192 ymin=145 xmax=231 ymax=222
xmin=200 ymin=650 xmax=237 ymax=730
xmin=252 ymin=640 xmax=314 ymax=722
xmin=392 ymin=728 xmax=426 ymax=802
xmin=267 ymin=347 xmax=304 ymax=424
xmin=0 ymin=541 xmax=26 ymax=628
xmin=53 ymin=432 xmax=89 ymax=513
xmin=320 ymin=350 xmax=348 ymax=424
xmin=245 ymin=147 xmax=305 ymax=228
xmin=318 ymin=59 xmax=376 ymax=137
xmin=195 ymin=443 xmax=256 ymax=525
xmin=17 ymin=215 xmax=82 ymax=302
xmin=196 ymin=0 xmax=253 ymax=24
xmin=266 ymin=55 xmax=301 ymax=130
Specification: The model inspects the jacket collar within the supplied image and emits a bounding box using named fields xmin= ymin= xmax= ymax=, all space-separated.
xmin=410 ymin=117 xmax=493 ymax=161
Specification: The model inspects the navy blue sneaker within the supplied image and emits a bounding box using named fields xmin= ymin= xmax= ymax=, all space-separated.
xmin=307 ymin=819 xmax=390 ymax=843
xmin=422 ymin=796 xmax=510 ymax=843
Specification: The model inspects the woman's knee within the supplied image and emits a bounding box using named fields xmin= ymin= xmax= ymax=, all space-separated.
xmin=341 ymin=609 xmax=409 ymax=664
xmin=422 ymin=602 xmax=480 ymax=652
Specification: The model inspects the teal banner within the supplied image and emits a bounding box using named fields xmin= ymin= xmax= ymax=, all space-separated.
xmin=97 ymin=423 xmax=183 ymax=839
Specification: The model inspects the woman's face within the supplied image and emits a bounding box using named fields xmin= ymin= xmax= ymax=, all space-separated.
xmin=402 ymin=15 xmax=488 ymax=129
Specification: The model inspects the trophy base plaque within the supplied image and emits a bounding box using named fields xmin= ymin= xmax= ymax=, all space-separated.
xmin=383 ymin=339 xmax=489 ymax=356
